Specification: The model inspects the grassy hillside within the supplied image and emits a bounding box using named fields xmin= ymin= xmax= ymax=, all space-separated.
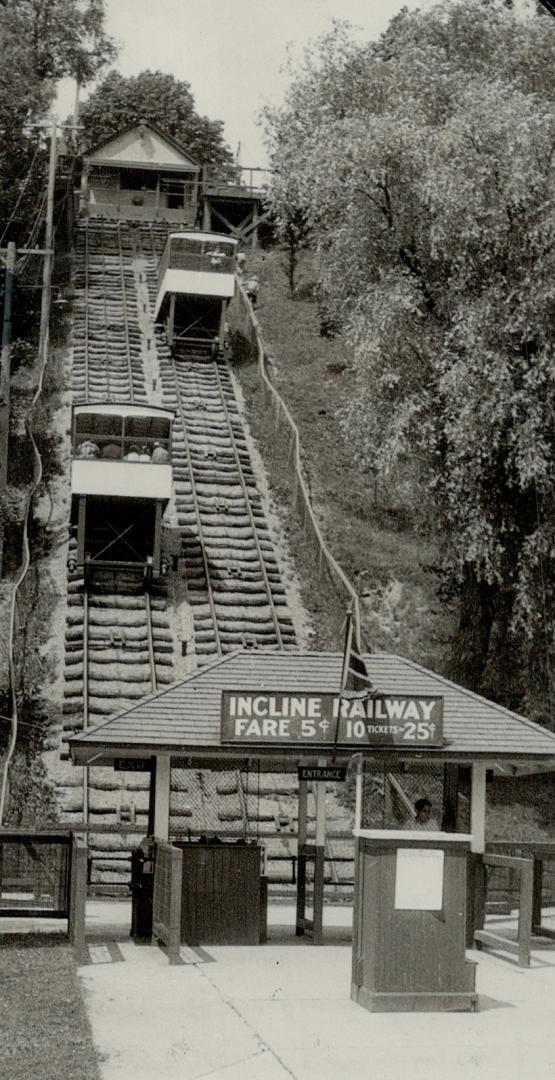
xmin=233 ymin=245 xmax=555 ymax=842
xmin=234 ymin=247 xmax=455 ymax=670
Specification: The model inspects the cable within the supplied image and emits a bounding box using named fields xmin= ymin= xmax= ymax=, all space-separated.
xmin=0 ymin=713 xmax=54 ymax=734
xmin=0 ymin=312 xmax=50 ymax=823
xmin=16 ymin=191 xmax=47 ymax=275
xmin=0 ymin=142 xmax=42 ymax=248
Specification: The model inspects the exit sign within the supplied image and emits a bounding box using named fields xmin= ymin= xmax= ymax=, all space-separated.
xmin=114 ymin=758 xmax=152 ymax=772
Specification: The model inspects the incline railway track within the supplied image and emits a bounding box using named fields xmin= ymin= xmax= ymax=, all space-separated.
xmin=72 ymin=222 xmax=146 ymax=403
xmin=58 ymin=217 xmax=303 ymax=878
xmin=158 ymin=347 xmax=297 ymax=656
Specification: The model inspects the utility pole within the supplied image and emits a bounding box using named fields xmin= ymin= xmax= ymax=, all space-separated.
xmin=0 ymin=243 xmax=16 ymax=471
xmin=0 ymin=119 xmax=58 ymax=821
xmin=0 ymin=241 xmax=16 ymax=574
xmin=37 ymin=117 xmax=58 ymax=365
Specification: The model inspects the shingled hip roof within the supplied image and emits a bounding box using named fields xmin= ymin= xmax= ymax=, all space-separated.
xmin=68 ymin=650 xmax=555 ymax=766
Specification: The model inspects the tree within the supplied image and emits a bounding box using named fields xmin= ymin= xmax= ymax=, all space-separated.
xmin=78 ymin=70 xmax=234 ymax=169
xmin=263 ymin=2 xmax=555 ymax=722
xmin=0 ymin=0 xmax=116 ymax=235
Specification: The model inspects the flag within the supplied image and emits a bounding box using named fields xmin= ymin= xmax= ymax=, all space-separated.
xmin=339 ymin=606 xmax=375 ymax=696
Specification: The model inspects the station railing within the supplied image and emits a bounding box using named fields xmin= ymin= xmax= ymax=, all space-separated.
xmin=475 ymin=852 xmax=534 ymax=967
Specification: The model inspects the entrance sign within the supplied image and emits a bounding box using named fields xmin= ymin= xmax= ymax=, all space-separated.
xmin=221 ymin=691 xmax=444 ymax=747
xmin=298 ymin=765 xmax=347 ymax=782
xmin=394 ymin=848 xmax=445 ymax=911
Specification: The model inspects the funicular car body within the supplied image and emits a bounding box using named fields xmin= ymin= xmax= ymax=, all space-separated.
xmin=153 ymin=231 xmax=238 ymax=358
xmin=70 ymin=403 xmax=174 ymax=578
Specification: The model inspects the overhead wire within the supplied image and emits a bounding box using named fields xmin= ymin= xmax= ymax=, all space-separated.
xmin=0 ymin=289 xmax=50 ymax=824
xmin=0 ymin=141 xmax=42 ymax=248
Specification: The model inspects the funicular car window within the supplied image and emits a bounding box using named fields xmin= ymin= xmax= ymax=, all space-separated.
xmin=122 ymin=415 xmax=171 ymax=460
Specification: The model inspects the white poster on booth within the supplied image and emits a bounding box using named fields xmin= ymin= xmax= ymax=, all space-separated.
xmin=394 ymin=848 xmax=444 ymax=910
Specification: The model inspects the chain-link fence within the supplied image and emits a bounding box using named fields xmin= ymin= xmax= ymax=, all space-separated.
xmin=0 ymin=832 xmax=70 ymax=914
xmin=360 ymin=762 xmax=471 ymax=832
xmin=170 ymin=763 xmax=251 ymax=838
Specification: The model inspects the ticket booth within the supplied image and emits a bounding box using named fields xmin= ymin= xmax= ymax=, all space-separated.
xmin=352 ymin=830 xmax=477 ymax=1012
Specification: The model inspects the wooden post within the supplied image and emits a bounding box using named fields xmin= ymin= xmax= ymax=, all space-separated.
xmin=153 ymin=755 xmax=170 ymax=840
xmin=152 ymin=501 xmax=163 ymax=575
xmin=68 ymin=835 xmax=88 ymax=965
xmin=77 ymin=496 xmax=86 ymax=570
xmin=218 ymin=300 xmax=227 ymax=348
xmin=354 ymin=756 xmax=363 ymax=832
xmin=532 ymin=858 xmax=544 ymax=933
xmin=442 ymin=764 xmax=460 ymax=832
xmin=470 ymin=763 xmax=486 ymax=853
xmin=251 ymin=202 xmax=259 ymax=250
xmin=466 ymin=762 xmax=487 ymax=945
xmin=147 ymin=756 xmax=157 ymax=835
xmin=79 ymin=163 xmax=89 ymax=215
xmin=296 ymin=777 xmax=308 ymax=935
xmin=203 ymin=199 xmax=211 ymax=232
xmin=313 ymin=759 xmax=327 ymax=945
xmin=167 ymin=293 xmax=176 ymax=347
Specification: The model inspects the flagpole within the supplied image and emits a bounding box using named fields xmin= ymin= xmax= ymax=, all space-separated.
xmin=339 ymin=605 xmax=354 ymax=693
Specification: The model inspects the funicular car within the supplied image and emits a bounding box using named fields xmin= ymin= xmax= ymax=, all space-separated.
xmin=154 ymin=231 xmax=238 ymax=359
xmin=70 ymin=403 xmax=173 ymax=579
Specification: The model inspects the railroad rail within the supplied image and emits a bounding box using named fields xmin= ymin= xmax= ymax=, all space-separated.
xmin=158 ymin=348 xmax=296 ymax=656
xmin=72 ymin=222 xmax=146 ymax=404
xmin=59 ymin=217 xmax=310 ymax=880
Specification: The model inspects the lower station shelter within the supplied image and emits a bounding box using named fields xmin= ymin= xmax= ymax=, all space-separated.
xmin=69 ymin=649 xmax=555 ymax=1012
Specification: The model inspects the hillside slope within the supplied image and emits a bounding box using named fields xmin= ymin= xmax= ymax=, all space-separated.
xmin=233 ymin=246 xmax=555 ymax=843
xmin=234 ymin=248 xmax=455 ymax=671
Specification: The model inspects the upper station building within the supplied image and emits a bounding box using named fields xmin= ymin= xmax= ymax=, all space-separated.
xmin=79 ymin=120 xmax=201 ymax=226
xmin=79 ymin=120 xmax=271 ymax=246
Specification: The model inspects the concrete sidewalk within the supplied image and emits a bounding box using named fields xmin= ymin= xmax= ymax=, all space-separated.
xmin=77 ymin=902 xmax=555 ymax=1080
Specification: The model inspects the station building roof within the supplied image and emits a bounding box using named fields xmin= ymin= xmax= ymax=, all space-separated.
xmin=85 ymin=121 xmax=200 ymax=173
xmin=69 ymin=650 xmax=555 ymax=769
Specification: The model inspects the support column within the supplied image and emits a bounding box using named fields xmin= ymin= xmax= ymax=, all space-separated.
xmin=167 ymin=293 xmax=176 ymax=347
xmin=147 ymin=756 xmax=157 ymax=835
xmin=152 ymin=501 xmax=162 ymax=575
xmin=295 ymin=777 xmax=308 ymax=936
xmin=203 ymin=199 xmax=211 ymax=232
xmin=251 ymin=202 xmax=259 ymax=250
xmin=77 ymin=496 xmax=86 ymax=570
xmin=218 ymin=300 xmax=227 ymax=351
xmin=79 ymin=164 xmax=89 ymax=215
xmin=442 ymin=764 xmax=460 ymax=832
xmin=153 ymin=754 xmax=170 ymax=840
xmin=470 ymin=763 xmax=486 ymax=853
xmin=313 ymin=757 xmax=327 ymax=945
xmin=466 ymin=761 xmax=487 ymax=946
xmin=354 ymin=756 xmax=363 ymax=832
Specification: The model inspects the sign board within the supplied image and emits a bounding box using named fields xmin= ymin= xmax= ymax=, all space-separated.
xmin=221 ymin=691 xmax=444 ymax=748
xmin=298 ymin=765 xmax=347 ymax=782
xmin=114 ymin=758 xmax=152 ymax=772
xmin=394 ymin=848 xmax=445 ymax=911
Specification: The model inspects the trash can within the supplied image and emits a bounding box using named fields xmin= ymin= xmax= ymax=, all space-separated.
xmin=130 ymin=837 xmax=155 ymax=939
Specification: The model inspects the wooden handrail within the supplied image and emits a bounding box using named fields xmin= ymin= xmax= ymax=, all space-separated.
xmin=234 ymin=284 xmax=362 ymax=648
